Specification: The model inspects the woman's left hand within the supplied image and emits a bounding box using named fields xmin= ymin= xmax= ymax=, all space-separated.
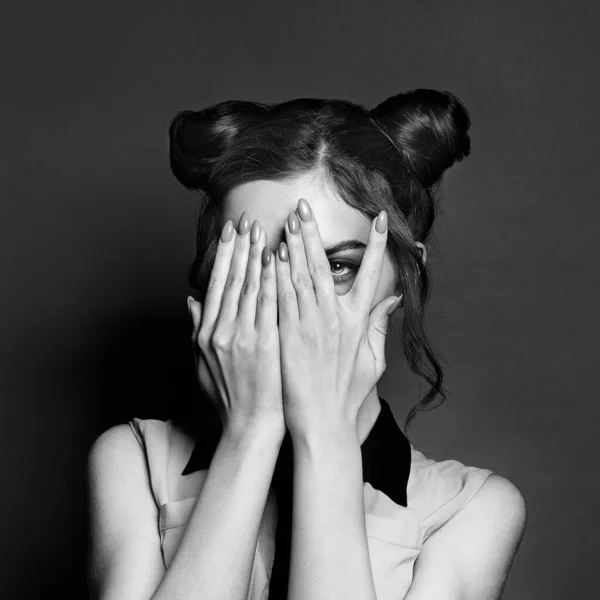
xmin=274 ymin=198 xmax=402 ymax=442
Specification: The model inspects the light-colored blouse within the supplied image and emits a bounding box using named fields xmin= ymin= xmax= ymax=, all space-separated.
xmin=128 ymin=411 xmax=493 ymax=600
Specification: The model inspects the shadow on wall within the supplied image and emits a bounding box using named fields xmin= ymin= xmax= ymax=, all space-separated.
xmin=15 ymin=308 xmax=200 ymax=600
xmin=79 ymin=308 xmax=202 ymax=440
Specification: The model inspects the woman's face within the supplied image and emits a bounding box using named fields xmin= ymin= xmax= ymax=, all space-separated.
xmin=222 ymin=171 xmax=411 ymax=310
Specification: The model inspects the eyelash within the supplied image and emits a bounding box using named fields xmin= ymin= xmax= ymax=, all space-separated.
xmin=329 ymin=259 xmax=359 ymax=283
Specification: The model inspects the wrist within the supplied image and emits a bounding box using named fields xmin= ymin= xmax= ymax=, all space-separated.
xmin=291 ymin=419 xmax=360 ymax=457
xmin=223 ymin=416 xmax=286 ymax=446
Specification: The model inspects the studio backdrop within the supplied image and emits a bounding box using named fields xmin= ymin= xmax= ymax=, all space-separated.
xmin=1 ymin=1 xmax=598 ymax=598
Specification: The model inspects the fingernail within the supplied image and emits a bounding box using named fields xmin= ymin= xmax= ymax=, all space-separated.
xmin=261 ymin=246 xmax=272 ymax=266
xmin=221 ymin=220 xmax=233 ymax=242
xmin=376 ymin=211 xmax=387 ymax=234
xmin=187 ymin=295 xmax=194 ymax=313
xmin=238 ymin=211 xmax=251 ymax=235
xmin=386 ymin=294 xmax=403 ymax=316
xmin=250 ymin=219 xmax=261 ymax=244
xmin=297 ymin=198 xmax=312 ymax=222
xmin=278 ymin=242 xmax=288 ymax=262
xmin=288 ymin=212 xmax=299 ymax=234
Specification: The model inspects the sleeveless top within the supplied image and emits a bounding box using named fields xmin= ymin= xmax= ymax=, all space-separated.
xmin=128 ymin=400 xmax=493 ymax=600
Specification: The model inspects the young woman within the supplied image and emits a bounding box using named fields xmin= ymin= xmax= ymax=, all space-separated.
xmin=87 ymin=89 xmax=527 ymax=600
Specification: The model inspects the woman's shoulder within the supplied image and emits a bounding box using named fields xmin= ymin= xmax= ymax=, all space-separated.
xmin=87 ymin=420 xmax=163 ymax=485
xmin=87 ymin=422 xmax=157 ymax=503
xmin=408 ymin=442 xmax=494 ymax=482
xmin=88 ymin=423 xmax=136 ymax=463
xmin=89 ymin=418 xmax=194 ymax=470
xmin=89 ymin=417 xmax=199 ymax=507
xmin=407 ymin=444 xmax=523 ymax=502
xmin=129 ymin=417 xmax=198 ymax=472
xmin=127 ymin=416 xmax=171 ymax=444
xmin=126 ymin=417 xmax=197 ymax=461
xmin=409 ymin=446 xmax=527 ymax=555
xmin=406 ymin=444 xmax=516 ymax=542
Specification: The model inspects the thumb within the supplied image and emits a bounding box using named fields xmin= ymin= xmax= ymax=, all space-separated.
xmin=367 ymin=294 xmax=402 ymax=359
xmin=187 ymin=296 xmax=203 ymax=341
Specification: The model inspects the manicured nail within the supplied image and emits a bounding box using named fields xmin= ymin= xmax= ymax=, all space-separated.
xmin=221 ymin=220 xmax=233 ymax=242
xmin=250 ymin=219 xmax=261 ymax=244
xmin=297 ymin=198 xmax=312 ymax=222
xmin=376 ymin=211 xmax=387 ymax=234
xmin=288 ymin=212 xmax=299 ymax=234
xmin=261 ymin=246 xmax=271 ymax=267
xmin=386 ymin=294 xmax=403 ymax=316
xmin=187 ymin=295 xmax=194 ymax=314
xmin=238 ymin=211 xmax=251 ymax=235
xmin=278 ymin=242 xmax=288 ymax=262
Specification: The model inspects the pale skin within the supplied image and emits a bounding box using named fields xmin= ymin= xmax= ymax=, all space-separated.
xmin=220 ymin=171 xmax=415 ymax=444
xmin=87 ymin=170 xmax=527 ymax=600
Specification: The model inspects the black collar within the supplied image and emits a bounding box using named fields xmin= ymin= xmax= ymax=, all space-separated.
xmin=181 ymin=396 xmax=411 ymax=507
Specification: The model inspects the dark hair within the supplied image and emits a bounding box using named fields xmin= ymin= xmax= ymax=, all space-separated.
xmin=169 ymin=89 xmax=471 ymax=433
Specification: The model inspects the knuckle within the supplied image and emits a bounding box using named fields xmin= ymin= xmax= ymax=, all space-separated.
xmin=195 ymin=332 xmax=205 ymax=350
xmin=256 ymin=292 xmax=272 ymax=307
xmin=279 ymin=287 xmax=296 ymax=302
xmin=197 ymin=329 xmax=211 ymax=351
xmin=258 ymin=334 xmax=279 ymax=353
xmin=304 ymin=328 xmax=320 ymax=346
xmin=210 ymin=332 xmax=229 ymax=352
xmin=327 ymin=318 xmax=341 ymax=334
xmin=261 ymin=267 xmax=274 ymax=283
xmin=232 ymin=332 xmax=251 ymax=352
xmin=224 ymin=272 xmax=243 ymax=291
xmin=240 ymin=279 xmax=258 ymax=297
xmin=311 ymin=260 xmax=331 ymax=279
xmin=292 ymin=271 xmax=313 ymax=289
xmin=319 ymin=285 xmax=335 ymax=303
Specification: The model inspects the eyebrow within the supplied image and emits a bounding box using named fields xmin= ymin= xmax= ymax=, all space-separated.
xmin=323 ymin=240 xmax=367 ymax=255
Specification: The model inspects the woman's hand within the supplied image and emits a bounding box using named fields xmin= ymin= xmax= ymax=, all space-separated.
xmin=187 ymin=212 xmax=285 ymax=438
xmin=274 ymin=198 xmax=401 ymax=442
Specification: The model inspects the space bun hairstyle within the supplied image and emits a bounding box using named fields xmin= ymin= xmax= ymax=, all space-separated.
xmin=169 ymin=101 xmax=270 ymax=191
xmin=169 ymin=89 xmax=471 ymax=432
xmin=370 ymin=89 xmax=470 ymax=189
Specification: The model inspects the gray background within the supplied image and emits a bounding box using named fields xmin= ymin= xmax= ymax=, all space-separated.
xmin=2 ymin=1 xmax=598 ymax=598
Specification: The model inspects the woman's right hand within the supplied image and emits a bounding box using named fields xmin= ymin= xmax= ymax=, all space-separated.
xmin=187 ymin=212 xmax=285 ymax=438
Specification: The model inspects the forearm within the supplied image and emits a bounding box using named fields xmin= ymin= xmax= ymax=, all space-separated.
xmin=288 ymin=426 xmax=378 ymax=600
xmin=151 ymin=422 xmax=283 ymax=600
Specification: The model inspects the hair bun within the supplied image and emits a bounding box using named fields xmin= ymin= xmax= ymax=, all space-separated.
xmin=370 ymin=89 xmax=471 ymax=188
xmin=169 ymin=101 xmax=268 ymax=191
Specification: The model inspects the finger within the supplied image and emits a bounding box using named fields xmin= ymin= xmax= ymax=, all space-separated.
xmin=237 ymin=220 xmax=266 ymax=329
xmin=188 ymin=296 xmax=224 ymax=405
xmin=215 ymin=211 xmax=252 ymax=327
xmin=275 ymin=241 xmax=299 ymax=323
xmin=294 ymin=198 xmax=337 ymax=316
xmin=284 ymin=210 xmax=318 ymax=320
xmin=349 ymin=211 xmax=388 ymax=313
xmin=366 ymin=294 xmax=401 ymax=379
xmin=255 ymin=231 xmax=277 ymax=334
xmin=188 ymin=296 xmax=202 ymax=362
xmin=188 ymin=296 xmax=202 ymax=345
xmin=202 ymin=219 xmax=238 ymax=330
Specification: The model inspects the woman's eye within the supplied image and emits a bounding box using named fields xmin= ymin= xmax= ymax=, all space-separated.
xmin=329 ymin=260 xmax=358 ymax=282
